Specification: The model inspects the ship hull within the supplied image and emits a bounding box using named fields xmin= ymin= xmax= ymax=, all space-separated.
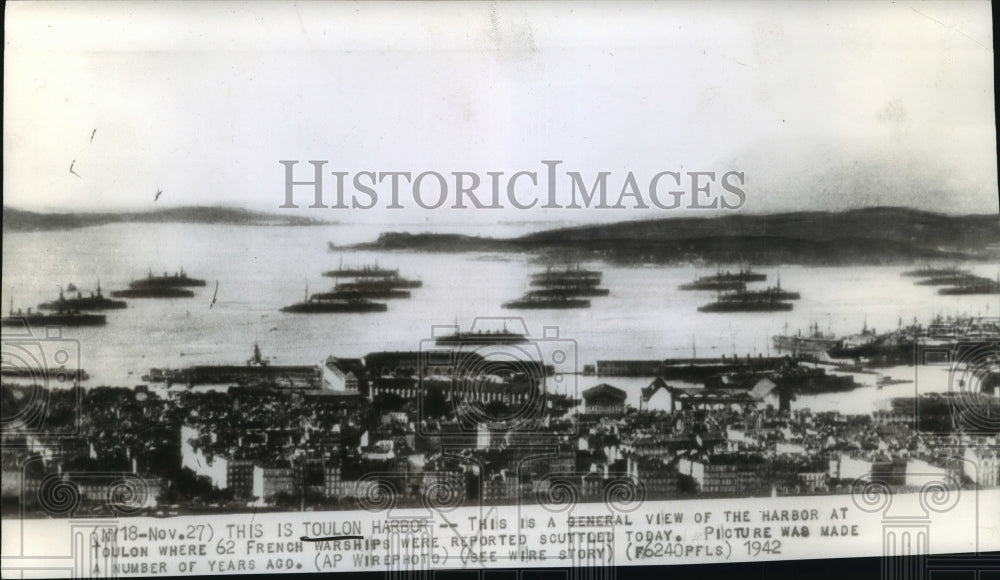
xmin=530 ymin=270 xmax=601 ymax=280
xmin=312 ymin=289 xmax=411 ymax=300
xmin=938 ymin=287 xmax=1000 ymax=295
xmin=280 ymin=301 xmax=388 ymax=313
xmin=902 ymin=268 xmax=966 ymax=278
xmin=699 ymin=274 xmax=767 ymax=283
xmin=502 ymin=299 xmax=590 ymax=309
xmin=130 ymin=277 xmax=206 ymax=289
xmin=111 ymin=288 xmax=195 ymax=298
xmin=2 ymin=314 xmax=106 ymax=327
xmin=770 ymin=291 xmax=801 ymax=300
xmin=698 ymin=302 xmax=793 ymax=312
xmin=678 ymin=281 xmax=747 ymax=291
xmin=322 ymin=269 xmax=400 ymax=278
xmin=38 ymin=298 xmax=127 ymax=310
xmin=530 ymin=278 xmax=602 ymax=288
xmin=435 ymin=334 xmax=529 ymax=346
xmin=528 ymin=287 xmax=610 ymax=297
xmin=772 ymin=337 xmax=840 ymax=352
xmin=915 ymin=275 xmax=977 ymax=286
xmin=339 ymin=279 xmax=423 ymax=290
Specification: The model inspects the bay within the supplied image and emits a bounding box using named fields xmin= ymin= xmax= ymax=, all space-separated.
xmin=2 ymin=223 xmax=997 ymax=415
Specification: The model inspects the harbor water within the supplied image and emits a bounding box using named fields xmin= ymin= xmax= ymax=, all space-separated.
xmin=2 ymin=223 xmax=997 ymax=415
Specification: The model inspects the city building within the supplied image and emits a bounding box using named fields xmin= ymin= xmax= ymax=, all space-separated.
xmin=677 ymin=454 xmax=769 ymax=495
xmin=321 ymin=357 xmax=365 ymax=396
xmin=582 ymin=384 xmax=628 ymax=415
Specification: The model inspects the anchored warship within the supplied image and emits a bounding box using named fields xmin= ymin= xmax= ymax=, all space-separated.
xmin=38 ymin=282 xmax=127 ymax=310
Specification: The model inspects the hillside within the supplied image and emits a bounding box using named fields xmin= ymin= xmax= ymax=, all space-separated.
xmin=337 ymin=207 xmax=999 ymax=265
xmin=2 ymin=206 xmax=330 ymax=231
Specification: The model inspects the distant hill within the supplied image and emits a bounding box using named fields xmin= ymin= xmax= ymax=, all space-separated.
xmin=337 ymin=207 xmax=1000 ymax=265
xmin=2 ymin=206 xmax=331 ymax=231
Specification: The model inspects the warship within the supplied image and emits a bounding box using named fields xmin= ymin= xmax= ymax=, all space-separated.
xmin=38 ymin=283 xmax=127 ymax=311
xmin=698 ymin=290 xmax=793 ymax=312
xmin=826 ymin=316 xmax=1000 ymax=365
xmin=110 ymin=287 xmax=195 ymax=299
xmin=901 ymin=266 xmax=968 ymax=278
xmin=529 ymin=267 xmax=602 ymax=287
xmin=914 ymin=273 xmax=978 ymax=286
xmin=678 ymin=279 xmax=747 ymax=291
xmin=527 ymin=286 xmax=611 ymax=297
xmin=772 ymin=322 xmax=841 ymax=354
xmin=435 ymin=329 xmax=529 ymax=346
xmin=760 ymin=276 xmax=801 ymax=300
xmin=2 ymin=301 xmax=106 ymax=327
xmin=311 ymin=286 xmax=411 ymax=300
xmin=827 ymin=335 xmax=917 ymax=365
xmin=938 ymin=275 xmax=1000 ymax=295
xmin=342 ymin=275 xmax=423 ymax=290
xmin=128 ymin=268 xmax=206 ymax=289
xmin=693 ymin=268 xmax=767 ymax=284
xmin=280 ymin=297 xmax=388 ymax=313
xmin=529 ymin=276 xmax=603 ymax=289
xmin=531 ymin=266 xmax=602 ymax=279
xmin=502 ymin=294 xmax=591 ymax=309
xmin=322 ymin=258 xmax=400 ymax=279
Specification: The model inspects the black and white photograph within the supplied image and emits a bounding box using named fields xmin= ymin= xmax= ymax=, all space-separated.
xmin=2 ymin=1 xmax=998 ymax=577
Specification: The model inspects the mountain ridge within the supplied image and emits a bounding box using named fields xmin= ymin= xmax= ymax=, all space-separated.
xmin=2 ymin=206 xmax=332 ymax=231
xmin=334 ymin=206 xmax=1000 ymax=265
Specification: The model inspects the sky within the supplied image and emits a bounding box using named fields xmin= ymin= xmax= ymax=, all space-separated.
xmin=4 ymin=1 xmax=997 ymax=224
